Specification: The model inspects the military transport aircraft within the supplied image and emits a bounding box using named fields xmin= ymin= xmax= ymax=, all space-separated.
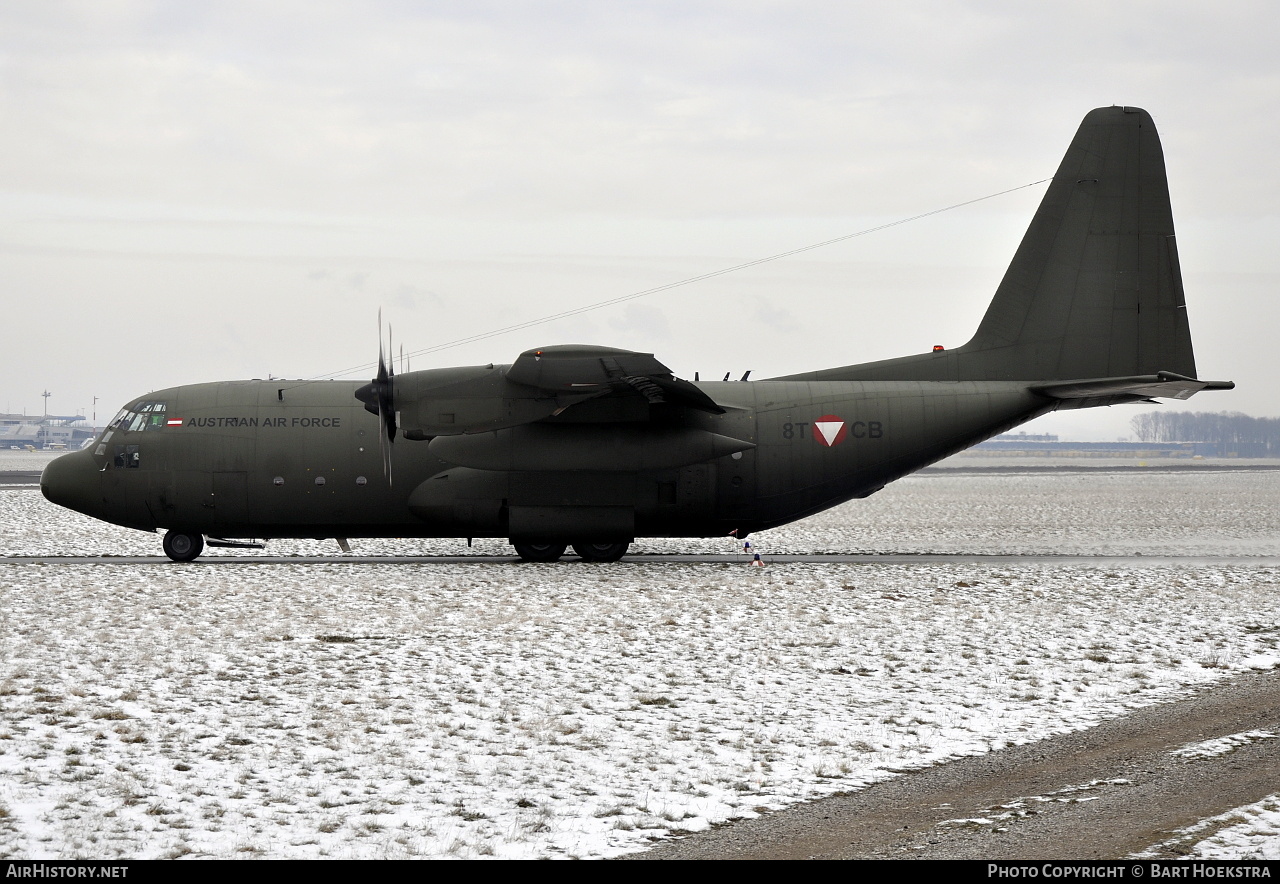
xmin=41 ymin=106 xmax=1233 ymax=562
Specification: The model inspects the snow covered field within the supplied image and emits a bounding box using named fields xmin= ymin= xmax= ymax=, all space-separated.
xmin=2 ymin=465 xmax=1280 ymax=858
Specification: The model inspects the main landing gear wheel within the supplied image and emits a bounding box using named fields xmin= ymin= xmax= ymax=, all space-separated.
xmin=512 ymin=541 xmax=568 ymax=563
xmin=162 ymin=530 xmax=204 ymax=563
xmin=571 ymin=542 xmax=629 ymax=563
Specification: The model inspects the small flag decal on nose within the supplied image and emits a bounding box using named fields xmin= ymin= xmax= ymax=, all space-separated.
xmin=812 ymin=416 xmax=847 ymax=447
xmin=166 ymin=418 xmax=184 ymax=427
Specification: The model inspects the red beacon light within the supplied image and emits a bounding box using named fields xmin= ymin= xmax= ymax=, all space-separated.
xmin=932 ymin=345 xmax=945 ymax=352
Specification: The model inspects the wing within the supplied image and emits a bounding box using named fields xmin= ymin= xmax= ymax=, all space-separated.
xmin=394 ymin=344 xmax=724 ymax=440
xmin=505 ymin=345 xmax=724 ymax=414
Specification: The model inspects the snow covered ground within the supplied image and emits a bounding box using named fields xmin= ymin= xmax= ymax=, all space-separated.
xmin=2 ymin=465 xmax=1280 ymax=858
xmin=1142 ymin=795 xmax=1280 ymax=861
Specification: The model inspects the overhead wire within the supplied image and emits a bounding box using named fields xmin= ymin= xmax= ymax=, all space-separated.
xmin=304 ymin=177 xmax=1052 ymax=384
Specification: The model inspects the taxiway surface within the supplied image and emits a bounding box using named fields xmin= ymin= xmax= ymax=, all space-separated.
xmin=633 ymin=666 xmax=1280 ymax=859
xmin=5 ymin=554 xmax=1280 ymax=566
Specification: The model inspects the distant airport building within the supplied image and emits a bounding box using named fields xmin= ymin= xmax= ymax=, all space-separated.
xmin=0 ymin=414 xmax=99 ymax=450
xmin=973 ymin=432 xmax=1265 ymax=458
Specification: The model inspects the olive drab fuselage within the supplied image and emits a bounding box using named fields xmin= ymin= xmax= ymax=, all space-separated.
xmin=48 ymin=373 xmax=1054 ymax=541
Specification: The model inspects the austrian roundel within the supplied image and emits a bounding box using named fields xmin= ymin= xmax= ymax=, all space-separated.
xmin=812 ymin=415 xmax=848 ymax=447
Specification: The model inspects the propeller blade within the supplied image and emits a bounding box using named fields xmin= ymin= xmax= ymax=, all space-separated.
xmin=355 ymin=308 xmax=397 ymax=485
xmin=378 ymin=399 xmax=393 ymax=486
xmin=377 ymin=308 xmax=386 ymax=380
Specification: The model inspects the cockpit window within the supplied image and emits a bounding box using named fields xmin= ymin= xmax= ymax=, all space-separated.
xmin=113 ymin=401 xmax=168 ymax=433
xmin=142 ymin=402 xmax=167 ymax=431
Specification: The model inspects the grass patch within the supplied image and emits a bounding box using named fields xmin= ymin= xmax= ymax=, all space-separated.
xmin=638 ymin=696 xmax=674 ymax=706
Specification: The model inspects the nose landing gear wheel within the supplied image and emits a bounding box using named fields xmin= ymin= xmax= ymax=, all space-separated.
xmin=571 ymin=542 xmax=629 ymax=563
xmin=162 ymin=530 xmax=205 ymax=562
xmin=512 ymin=541 xmax=568 ymax=563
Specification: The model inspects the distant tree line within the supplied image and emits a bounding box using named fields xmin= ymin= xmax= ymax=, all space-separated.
xmin=1130 ymin=411 xmax=1280 ymax=450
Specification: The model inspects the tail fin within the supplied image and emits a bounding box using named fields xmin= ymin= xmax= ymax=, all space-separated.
xmin=967 ymin=105 xmax=1194 ymax=379
xmin=784 ymin=106 xmax=1211 ymax=386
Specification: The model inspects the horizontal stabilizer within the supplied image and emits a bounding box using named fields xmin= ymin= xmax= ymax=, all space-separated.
xmin=1032 ymin=372 xmax=1234 ymax=407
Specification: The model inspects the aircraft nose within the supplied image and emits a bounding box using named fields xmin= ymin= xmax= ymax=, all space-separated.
xmin=41 ymin=449 xmax=101 ymax=517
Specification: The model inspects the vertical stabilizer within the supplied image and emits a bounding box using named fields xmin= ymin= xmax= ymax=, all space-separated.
xmin=966 ymin=105 xmax=1195 ymax=380
xmin=783 ymin=106 xmax=1201 ymax=384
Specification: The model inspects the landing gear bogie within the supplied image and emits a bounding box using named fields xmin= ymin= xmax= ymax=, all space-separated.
xmin=511 ymin=540 xmax=630 ymax=562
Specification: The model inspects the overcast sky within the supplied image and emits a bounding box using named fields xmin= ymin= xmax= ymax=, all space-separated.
xmin=3 ymin=1 xmax=1276 ymax=440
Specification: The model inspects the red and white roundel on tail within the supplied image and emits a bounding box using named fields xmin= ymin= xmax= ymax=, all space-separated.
xmin=812 ymin=415 xmax=848 ymax=447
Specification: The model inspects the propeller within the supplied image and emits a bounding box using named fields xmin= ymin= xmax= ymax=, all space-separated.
xmin=354 ymin=310 xmax=398 ymax=484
